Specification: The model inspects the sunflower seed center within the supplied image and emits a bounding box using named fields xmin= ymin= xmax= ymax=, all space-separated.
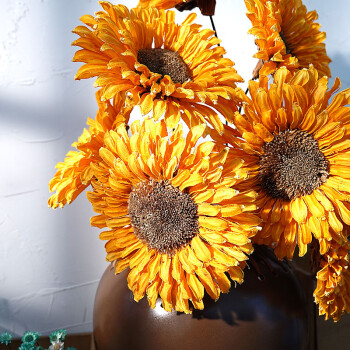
xmin=258 ymin=129 xmax=329 ymax=201
xmin=137 ymin=48 xmax=191 ymax=84
xmin=128 ymin=180 xmax=199 ymax=255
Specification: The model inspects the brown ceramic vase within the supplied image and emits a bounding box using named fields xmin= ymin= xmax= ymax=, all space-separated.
xmin=93 ymin=246 xmax=315 ymax=350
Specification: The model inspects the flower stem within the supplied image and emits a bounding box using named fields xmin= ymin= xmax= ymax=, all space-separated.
xmin=252 ymin=59 xmax=264 ymax=80
xmin=209 ymin=15 xmax=220 ymax=46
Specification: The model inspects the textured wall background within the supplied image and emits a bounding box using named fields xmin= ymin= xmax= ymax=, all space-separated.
xmin=1 ymin=0 xmax=350 ymax=341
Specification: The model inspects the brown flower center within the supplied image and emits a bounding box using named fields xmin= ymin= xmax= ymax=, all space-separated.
xmin=128 ymin=180 xmax=199 ymax=255
xmin=280 ymin=31 xmax=293 ymax=56
xmin=137 ymin=48 xmax=191 ymax=84
xmin=258 ymin=129 xmax=329 ymax=201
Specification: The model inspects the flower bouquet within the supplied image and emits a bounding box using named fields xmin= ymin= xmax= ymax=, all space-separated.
xmin=48 ymin=0 xmax=350 ymax=332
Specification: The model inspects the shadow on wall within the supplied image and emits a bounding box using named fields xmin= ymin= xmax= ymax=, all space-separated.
xmin=0 ymin=297 xmax=27 ymax=337
xmin=0 ymin=278 xmax=98 ymax=336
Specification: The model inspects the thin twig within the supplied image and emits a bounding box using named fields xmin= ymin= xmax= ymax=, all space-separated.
xmin=209 ymin=14 xmax=228 ymax=129
xmin=209 ymin=15 xmax=220 ymax=46
xmin=238 ymin=87 xmax=249 ymax=114
xmin=313 ymin=300 xmax=319 ymax=350
xmin=252 ymin=59 xmax=264 ymax=80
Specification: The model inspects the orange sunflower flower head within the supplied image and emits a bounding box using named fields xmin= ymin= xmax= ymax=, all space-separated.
xmin=138 ymin=0 xmax=216 ymax=16
xmin=245 ymin=0 xmax=331 ymax=78
xmin=209 ymin=65 xmax=350 ymax=261
xmin=313 ymin=238 xmax=350 ymax=322
xmin=72 ymin=2 xmax=243 ymax=132
xmin=48 ymin=91 xmax=131 ymax=209
xmin=86 ymin=118 xmax=260 ymax=313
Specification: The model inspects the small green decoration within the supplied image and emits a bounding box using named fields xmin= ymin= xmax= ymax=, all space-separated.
xmin=0 ymin=328 xmax=76 ymax=350
xmin=0 ymin=331 xmax=13 ymax=346
xmin=22 ymin=331 xmax=41 ymax=344
xmin=18 ymin=342 xmax=36 ymax=350
xmin=48 ymin=340 xmax=64 ymax=350
xmin=49 ymin=329 xmax=67 ymax=343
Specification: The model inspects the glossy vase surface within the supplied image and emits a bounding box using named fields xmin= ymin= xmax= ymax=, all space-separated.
xmin=93 ymin=247 xmax=314 ymax=350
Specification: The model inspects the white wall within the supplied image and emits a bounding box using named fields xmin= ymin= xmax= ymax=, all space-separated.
xmin=0 ymin=0 xmax=349 ymax=336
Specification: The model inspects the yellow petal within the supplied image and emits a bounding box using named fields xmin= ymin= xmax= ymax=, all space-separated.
xmin=220 ymin=204 xmax=244 ymax=217
xmin=99 ymin=147 xmax=117 ymax=168
xmin=199 ymin=216 xmax=228 ymax=230
xmin=159 ymin=255 xmax=172 ymax=284
xmin=147 ymin=254 xmax=161 ymax=282
xmin=211 ymin=188 xmax=236 ymax=203
xmin=140 ymin=94 xmax=154 ymax=115
xmin=146 ymin=276 xmax=161 ymax=309
xmin=171 ymin=252 xmax=184 ymax=282
xmin=335 ymin=201 xmax=350 ymax=225
xmin=196 ymin=268 xmax=220 ymax=300
xmin=210 ymin=269 xmax=231 ymax=293
xmin=178 ymin=248 xmax=195 ymax=273
xmin=191 ymin=236 xmax=212 ymax=262
xmin=303 ymin=193 xmax=325 ymax=218
xmin=187 ymin=273 xmax=204 ymax=301
xmin=197 ymin=203 xmax=220 ymax=216
xmin=290 ymin=197 xmax=308 ymax=223
xmin=227 ymin=266 xmax=244 ymax=284
xmin=328 ymin=211 xmax=343 ymax=233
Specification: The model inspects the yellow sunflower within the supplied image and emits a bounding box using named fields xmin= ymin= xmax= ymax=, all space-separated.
xmin=48 ymin=91 xmax=130 ymax=209
xmin=209 ymin=65 xmax=350 ymax=260
xmin=87 ymin=119 xmax=260 ymax=313
xmin=313 ymin=239 xmax=350 ymax=321
xmin=245 ymin=0 xmax=331 ymax=78
xmin=72 ymin=2 xmax=243 ymax=132
xmin=138 ymin=0 xmax=216 ymax=16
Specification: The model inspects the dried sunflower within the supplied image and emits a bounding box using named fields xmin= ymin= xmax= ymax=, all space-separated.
xmin=48 ymin=91 xmax=130 ymax=209
xmin=245 ymin=0 xmax=331 ymax=78
xmin=138 ymin=0 xmax=216 ymax=16
xmin=313 ymin=239 xmax=350 ymax=321
xmin=209 ymin=65 xmax=350 ymax=260
xmin=87 ymin=119 xmax=260 ymax=313
xmin=72 ymin=2 xmax=243 ymax=132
